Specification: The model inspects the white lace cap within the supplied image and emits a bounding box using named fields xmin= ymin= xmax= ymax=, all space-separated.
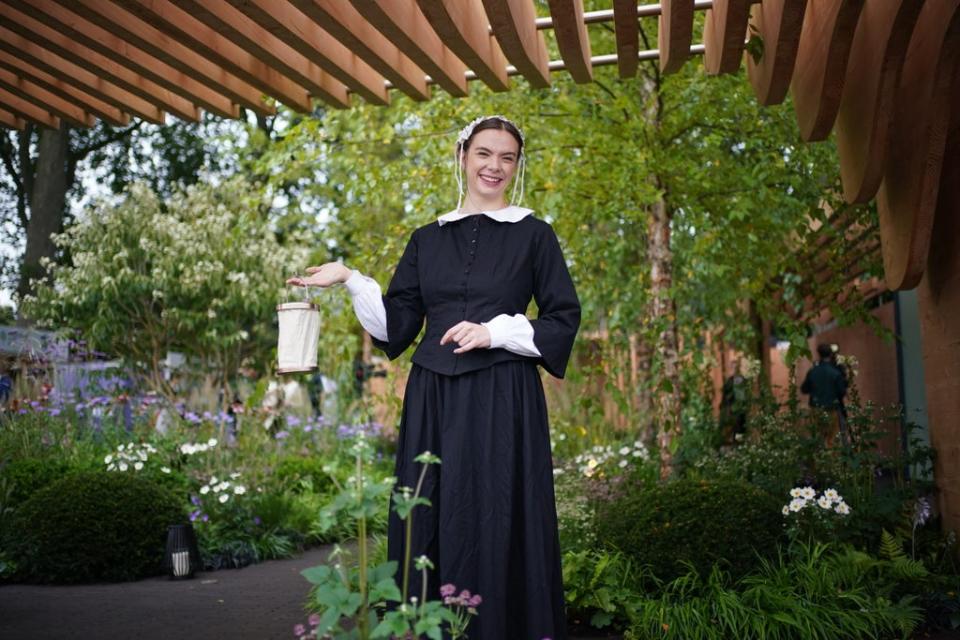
xmin=456 ymin=115 xmax=525 ymax=149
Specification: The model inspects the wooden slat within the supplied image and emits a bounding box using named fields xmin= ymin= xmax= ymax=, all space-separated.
xmin=0 ymin=2 xmax=198 ymax=122
xmin=547 ymin=0 xmax=592 ymax=83
xmin=0 ymin=86 xmax=59 ymax=128
xmin=288 ymin=0 xmax=430 ymax=101
xmin=747 ymin=0 xmax=807 ymax=106
xmin=19 ymin=0 xmax=238 ymax=118
xmin=483 ymin=0 xmax=550 ymax=87
xmin=123 ymin=0 xmax=311 ymax=113
xmin=0 ymin=106 xmax=24 ymax=129
xmin=659 ymin=0 xmax=694 ymax=74
xmin=55 ymin=0 xmax=273 ymax=116
xmin=170 ymin=0 xmax=348 ymax=108
xmin=703 ymin=0 xmax=751 ymax=75
xmin=418 ymin=0 xmax=510 ymax=91
xmin=0 ymin=50 xmax=129 ymax=126
xmin=0 ymin=24 xmax=164 ymax=123
xmin=348 ymin=0 xmax=468 ymax=97
xmin=790 ymin=0 xmax=864 ymax=141
xmin=876 ymin=0 xmax=960 ymax=291
xmin=835 ymin=0 xmax=924 ymax=204
xmin=612 ymin=0 xmax=639 ymax=78
xmin=0 ymin=66 xmax=93 ymax=126
xmin=227 ymin=0 xmax=388 ymax=105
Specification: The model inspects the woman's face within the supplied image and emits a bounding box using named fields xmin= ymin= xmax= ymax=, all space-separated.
xmin=462 ymin=128 xmax=520 ymax=205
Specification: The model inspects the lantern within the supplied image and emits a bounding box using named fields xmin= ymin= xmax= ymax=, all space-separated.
xmin=277 ymin=291 xmax=320 ymax=374
xmin=164 ymin=523 xmax=201 ymax=579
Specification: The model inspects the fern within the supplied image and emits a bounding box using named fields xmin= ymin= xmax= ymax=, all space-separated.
xmin=880 ymin=529 xmax=907 ymax=562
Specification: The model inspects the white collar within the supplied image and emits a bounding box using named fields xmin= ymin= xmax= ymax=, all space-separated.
xmin=436 ymin=205 xmax=533 ymax=227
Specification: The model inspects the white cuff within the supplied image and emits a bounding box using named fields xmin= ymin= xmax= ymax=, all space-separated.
xmin=482 ymin=314 xmax=541 ymax=358
xmin=344 ymin=270 xmax=388 ymax=342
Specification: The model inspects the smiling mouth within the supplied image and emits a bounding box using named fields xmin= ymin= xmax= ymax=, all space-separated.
xmin=479 ymin=174 xmax=503 ymax=186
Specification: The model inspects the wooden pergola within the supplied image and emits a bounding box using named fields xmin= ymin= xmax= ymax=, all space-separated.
xmin=3 ymin=0 xmax=960 ymax=528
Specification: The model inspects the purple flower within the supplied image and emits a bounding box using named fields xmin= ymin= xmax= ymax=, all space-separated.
xmin=468 ymin=594 xmax=482 ymax=607
xmin=275 ymin=430 xmax=290 ymax=440
xmin=190 ymin=495 xmax=201 ymax=506
xmin=286 ymin=415 xmax=301 ymax=427
xmin=293 ymin=623 xmax=306 ymax=636
xmin=303 ymin=425 xmax=313 ymax=433
xmin=201 ymin=514 xmax=209 ymax=522
xmin=189 ymin=510 xmax=201 ymax=522
xmin=184 ymin=412 xmax=201 ymax=424
xmin=440 ymin=583 xmax=456 ymax=597
xmin=459 ymin=589 xmax=472 ymax=600
xmin=48 ymin=408 xmax=61 ymax=417
xmin=308 ymin=614 xmax=320 ymax=627
xmin=253 ymin=516 xmax=262 ymax=525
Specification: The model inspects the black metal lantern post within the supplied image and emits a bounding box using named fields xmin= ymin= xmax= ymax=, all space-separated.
xmin=164 ymin=523 xmax=201 ymax=579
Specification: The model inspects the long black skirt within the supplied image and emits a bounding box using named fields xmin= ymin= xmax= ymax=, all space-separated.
xmin=387 ymin=360 xmax=567 ymax=640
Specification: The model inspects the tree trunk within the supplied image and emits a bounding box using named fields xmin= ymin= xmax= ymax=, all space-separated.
xmin=649 ymin=197 xmax=682 ymax=479
xmin=17 ymin=123 xmax=70 ymax=301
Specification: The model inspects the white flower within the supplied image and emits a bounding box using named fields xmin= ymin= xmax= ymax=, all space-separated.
xmin=618 ymin=459 xmax=628 ymax=468
xmin=118 ymin=462 xmax=128 ymax=471
xmin=200 ymin=485 xmax=210 ymax=495
xmin=134 ymin=462 xmax=144 ymax=471
xmin=800 ymin=487 xmax=816 ymax=500
xmin=207 ymin=438 xmax=217 ymax=447
xmin=180 ymin=444 xmax=194 ymax=455
xmin=632 ymin=450 xmax=645 ymax=457
xmin=215 ymin=482 xmax=230 ymax=492
xmin=229 ymin=472 xmax=241 ymax=479
xmin=107 ymin=463 xmax=116 ymax=471
xmin=218 ymin=494 xmax=229 ymax=503
xmin=788 ymin=498 xmax=806 ymax=513
xmin=817 ymin=495 xmax=832 ymax=509
xmin=789 ymin=487 xmax=803 ymax=498
xmin=782 ymin=506 xmax=790 ymax=516
xmin=161 ymin=467 xmax=171 ymax=474
xmin=210 ymin=476 xmax=219 ymax=484
xmin=835 ymin=501 xmax=851 ymax=515
xmin=104 ymin=454 xmax=113 ymax=464
xmin=233 ymin=485 xmax=246 ymax=495
xmin=824 ymin=488 xmax=840 ymax=502
xmin=619 ymin=446 xmax=631 ymax=456
xmin=586 ymin=458 xmax=598 ymax=469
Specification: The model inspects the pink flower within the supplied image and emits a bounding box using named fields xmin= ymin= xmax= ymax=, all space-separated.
xmin=308 ymin=614 xmax=321 ymax=627
xmin=293 ymin=623 xmax=306 ymax=636
xmin=468 ymin=594 xmax=483 ymax=607
xmin=440 ymin=583 xmax=457 ymax=597
xmin=459 ymin=589 xmax=472 ymax=600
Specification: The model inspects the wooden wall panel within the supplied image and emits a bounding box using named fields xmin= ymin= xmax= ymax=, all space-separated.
xmin=747 ymin=0 xmax=807 ymax=106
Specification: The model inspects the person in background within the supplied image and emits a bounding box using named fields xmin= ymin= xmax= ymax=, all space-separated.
xmin=801 ymin=343 xmax=849 ymax=444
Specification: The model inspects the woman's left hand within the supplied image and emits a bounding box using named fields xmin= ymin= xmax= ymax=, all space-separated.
xmin=440 ymin=321 xmax=491 ymax=354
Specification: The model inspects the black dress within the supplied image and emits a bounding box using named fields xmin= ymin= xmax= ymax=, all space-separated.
xmin=373 ymin=212 xmax=580 ymax=640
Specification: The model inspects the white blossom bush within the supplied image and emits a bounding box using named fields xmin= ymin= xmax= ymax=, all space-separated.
xmin=22 ymin=179 xmax=306 ymax=392
xmin=104 ymin=442 xmax=157 ymax=472
xmin=180 ymin=438 xmax=219 ymax=456
xmin=782 ymin=486 xmax=851 ymax=544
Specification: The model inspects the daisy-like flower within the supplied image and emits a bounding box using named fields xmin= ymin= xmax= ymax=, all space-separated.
xmin=824 ymin=488 xmax=840 ymax=502
xmin=835 ymin=501 xmax=851 ymax=515
xmin=207 ymin=438 xmax=218 ymax=447
xmin=134 ymin=462 xmax=144 ymax=471
xmin=219 ymin=494 xmax=229 ymax=504
xmin=782 ymin=505 xmax=790 ymax=516
xmin=161 ymin=467 xmax=171 ymax=474
xmin=619 ymin=446 xmax=631 ymax=456
xmin=618 ymin=459 xmax=628 ymax=468
xmin=817 ymin=495 xmax=832 ymax=509
xmin=789 ymin=498 xmax=806 ymax=512
xmin=800 ymin=487 xmax=816 ymax=500
xmin=200 ymin=485 xmax=210 ymax=495
xmin=790 ymin=487 xmax=803 ymax=498
xmin=104 ymin=454 xmax=113 ymax=464
xmin=234 ymin=485 xmax=246 ymax=495
xmin=118 ymin=462 xmax=128 ymax=471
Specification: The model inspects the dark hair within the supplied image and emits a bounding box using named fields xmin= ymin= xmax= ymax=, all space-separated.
xmin=816 ymin=343 xmax=834 ymax=359
xmin=458 ymin=117 xmax=524 ymax=156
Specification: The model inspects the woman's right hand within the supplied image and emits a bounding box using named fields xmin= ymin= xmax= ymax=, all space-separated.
xmin=285 ymin=263 xmax=352 ymax=288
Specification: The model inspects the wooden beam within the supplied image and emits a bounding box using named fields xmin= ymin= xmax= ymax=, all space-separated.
xmin=0 ymin=66 xmax=93 ymax=126
xmin=747 ymin=0 xmax=807 ymax=106
xmin=227 ymin=0 xmax=388 ymax=105
xmin=19 ymin=0 xmax=238 ymax=118
xmin=876 ymin=0 xmax=960 ymax=291
xmin=658 ymin=0 xmax=694 ymax=74
xmin=418 ymin=0 xmax=510 ymax=91
xmin=790 ymin=0 xmax=864 ymax=141
xmin=0 ymin=86 xmax=59 ymax=128
xmin=0 ymin=2 xmax=198 ymax=122
xmin=170 ymin=0 xmax=348 ymax=108
xmin=0 ymin=24 xmax=164 ymax=123
xmin=483 ymin=0 xmax=551 ymax=87
xmin=288 ymin=0 xmax=430 ymax=101
xmin=0 ymin=106 xmax=24 ymax=129
xmin=546 ymin=0 xmax=592 ymax=83
xmin=703 ymin=0 xmax=751 ymax=75
xmin=835 ymin=0 xmax=924 ymax=204
xmin=54 ymin=0 xmax=274 ymax=115
xmin=122 ymin=0 xmax=311 ymax=113
xmin=348 ymin=0 xmax=468 ymax=97
xmin=0 ymin=50 xmax=129 ymax=126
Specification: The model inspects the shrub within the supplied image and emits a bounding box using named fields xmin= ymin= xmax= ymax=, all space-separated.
xmin=9 ymin=471 xmax=184 ymax=583
xmin=273 ymin=457 xmax=335 ymax=494
xmin=0 ymin=458 xmax=89 ymax=508
xmin=596 ymin=478 xmax=783 ymax=582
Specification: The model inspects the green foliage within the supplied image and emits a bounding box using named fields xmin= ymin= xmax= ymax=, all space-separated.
xmin=0 ymin=458 xmax=86 ymax=508
xmin=596 ymin=478 xmax=784 ymax=582
xmin=274 ymin=456 xmax=336 ymax=494
xmin=623 ymin=543 xmax=923 ymax=640
xmin=563 ymin=549 xmax=644 ymax=630
xmin=8 ymin=471 xmax=184 ymax=583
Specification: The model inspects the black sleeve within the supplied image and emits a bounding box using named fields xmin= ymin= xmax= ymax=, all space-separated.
xmin=371 ymin=231 xmax=425 ymax=360
xmin=530 ymin=224 xmax=581 ymax=378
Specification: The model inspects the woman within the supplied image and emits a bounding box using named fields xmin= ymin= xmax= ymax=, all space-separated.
xmin=289 ymin=116 xmax=580 ymax=639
